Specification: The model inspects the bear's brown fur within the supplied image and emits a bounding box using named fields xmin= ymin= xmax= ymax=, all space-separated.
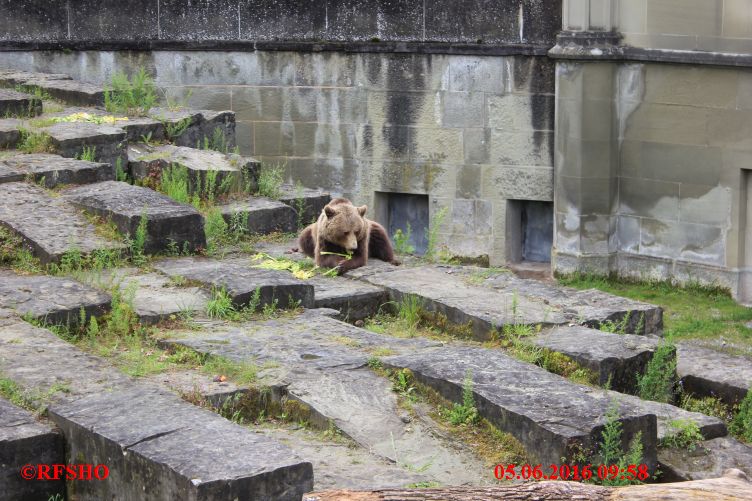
xmin=298 ymin=198 xmax=399 ymax=274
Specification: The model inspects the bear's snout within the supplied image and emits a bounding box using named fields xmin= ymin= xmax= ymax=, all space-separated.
xmin=344 ymin=234 xmax=358 ymax=251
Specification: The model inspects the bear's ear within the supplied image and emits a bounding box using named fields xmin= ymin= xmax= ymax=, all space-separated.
xmin=324 ymin=206 xmax=337 ymax=218
xmin=357 ymin=205 xmax=367 ymax=217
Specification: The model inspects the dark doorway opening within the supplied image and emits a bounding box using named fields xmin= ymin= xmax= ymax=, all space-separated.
xmin=506 ymin=200 xmax=553 ymax=263
xmin=374 ymin=192 xmax=429 ymax=255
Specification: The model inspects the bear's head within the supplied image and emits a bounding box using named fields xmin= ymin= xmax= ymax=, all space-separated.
xmin=322 ymin=199 xmax=368 ymax=252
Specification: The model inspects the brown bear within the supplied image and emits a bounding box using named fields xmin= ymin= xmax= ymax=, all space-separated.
xmin=298 ymin=198 xmax=399 ymax=274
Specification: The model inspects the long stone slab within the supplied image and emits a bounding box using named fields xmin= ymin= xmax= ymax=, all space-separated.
xmin=470 ymin=269 xmax=663 ymax=335
xmin=0 ymin=182 xmax=126 ymax=263
xmin=0 ymin=320 xmax=314 ymax=500
xmin=28 ymin=79 xmax=104 ymax=107
xmin=381 ymin=346 xmax=658 ymax=470
xmin=0 ymin=270 xmax=111 ymax=326
xmin=128 ymin=143 xmax=258 ymax=194
xmin=309 ymin=276 xmax=388 ymax=321
xmin=0 ymin=398 xmax=65 ymax=501
xmin=0 ymin=118 xmax=21 ymax=148
xmin=219 ymin=197 xmax=297 ymax=235
xmin=531 ymin=326 xmax=663 ymax=392
xmin=0 ymin=153 xmax=114 ymax=187
xmin=153 ymin=257 xmax=314 ymax=310
xmin=41 ymin=121 xmax=127 ymax=168
xmin=357 ymin=266 xmax=568 ymax=340
xmin=81 ymin=268 xmax=210 ymax=325
xmin=0 ymin=88 xmax=42 ymax=117
xmin=658 ymin=437 xmax=752 ymax=481
xmin=63 ymin=181 xmax=206 ymax=254
xmin=677 ymin=344 xmax=752 ymax=405
xmin=160 ymin=311 xmax=492 ymax=486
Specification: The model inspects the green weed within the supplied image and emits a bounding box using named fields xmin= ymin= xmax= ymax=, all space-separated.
xmin=127 ymin=211 xmax=149 ymax=266
xmin=637 ymin=342 xmax=677 ymax=403
xmin=424 ymin=207 xmax=447 ymax=261
xmin=393 ymin=223 xmax=415 ymax=255
xmin=104 ymin=68 xmax=158 ymax=116
xmin=445 ymin=370 xmax=479 ymax=426
xmin=730 ymin=387 xmax=752 ymax=442
xmin=256 ymin=163 xmax=285 ymax=199
xmin=160 ymin=163 xmax=191 ymax=204
xmin=596 ymin=404 xmax=646 ymax=486
xmin=115 ymin=157 xmax=129 ymax=182
xmin=17 ymin=128 xmax=53 ymax=154
xmin=0 ymin=226 xmax=42 ymax=273
xmin=76 ymin=145 xmax=96 ymax=162
xmin=206 ymin=287 xmax=236 ymax=320
xmin=660 ymin=419 xmax=704 ymax=450
xmin=163 ymin=117 xmax=191 ymax=141
xmin=204 ymin=207 xmax=229 ymax=256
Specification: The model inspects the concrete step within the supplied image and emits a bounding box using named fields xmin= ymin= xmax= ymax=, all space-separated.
xmin=0 ymin=320 xmax=314 ymax=500
xmin=0 ymin=118 xmax=21 ymax=148
xmin=127 ymin=143 xmax=258 ymax=194
xmin=159 ymin=310 xmax=493 ymax=486
xmin=0 ymin=153 xmax=114 ymax=188
xmin=39 ymin=122 xmax=127 ymax=168
xmin=308 ymin=276 xmax=387 ymax=321
xmin=531 ymin=325 xmax=663 ymax=392
xmin=153 ymin=257 xmax=314 ymax=310
xmin=219 ymin=197 xmax=297 ymax=235
xmin=473 ymin=269 xmax=663 ymax=335
xmin=62 ymin=181 xmax=206 ymax=255
xmin=80 ymin=268 xmax=210 ymax=325
xmin=381 ymin=346 xmax=658 ymax=470
xmin=0 ymin=397 xmax=65 ymax=501
xmin=278 ymin=185 xmax=331 ymax=227
xmin=41 ymin=106 xmax=164 ymax=143
xmin=677 ymin=343 xmax=752 ymax=406
xmin=0 ymin=182 xmax=126 ymax=264
xmin=0 ymin=69 xmax=72 ymax=87
xmin=659 ymin=436 xmax=752 ymax=481
xmin=0 ymin=69 xmax=103 ymax=107
xmin=357 ymin=265 xmax=568 ymax=340
xmin=0 ymin=89 xmax=42 ymax=117
xmin=147 ymin=107 xmax=236 ymax=148
xmin=0 ymin=270 xmax=111 ymax=326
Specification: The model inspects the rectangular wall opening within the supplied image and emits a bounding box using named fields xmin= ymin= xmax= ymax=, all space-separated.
xmin=506 ymin=200 xmax=553 ymax=263
xmin=374 ymin=192 xmax=429 ymax=255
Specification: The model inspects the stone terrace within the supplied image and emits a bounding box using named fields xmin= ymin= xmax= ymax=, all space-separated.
xmin=1 ymin=68 xmax=751 ymax=498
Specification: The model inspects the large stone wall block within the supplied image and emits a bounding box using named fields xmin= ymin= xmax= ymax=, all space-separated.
xmin=153 ymin=257 xmax=315 ymax=310
xmin=159 ymin=0 xmax=240 ymax=40
xmin=0 ymin=182 xmax=126 ymax=264
xmin=242 ymin=0 xmax=327 ymax=41
xmin=0 ymin=398 xmax=65 ymax=501
xmin=325 ymin=0 xmax=424 ymax=41
xmin=43 ymin=122 xmax=127 ymax=168
xmin=63 ymin=181 xmax=206 ymax=254
xmin=0 ymin=0 xmax=68 ymax=41
xmin=69 ymin=0 xmax=159 ymax=41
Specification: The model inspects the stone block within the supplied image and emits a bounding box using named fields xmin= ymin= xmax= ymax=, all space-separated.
xmin=42 ymin=122 xmax=127 ymax=168
xmin=441 ymin=91 xmax=484 ymax=128
xmin=0 ymin=398 xmax=64 ymax=501
xmin=69 ymin=0 xmax=159 ymax=41
xmin=659 ymin=437 xmax=752 ymax=481
xmin=383 ymin=346 xmax=658 ymax=470
xmin=219 ymin=198 xmax=297 ymax=235
xmin=278 ymin=185 xmax=331 ymax=227
xmin=153 ymin=257 xmax=314 ymax=310
xmin=0 ymin=0 xmax=68 ymax=41
xmin=0 ymin=89 xmax=42 ymax=117
xmin=159 ymin=0 xmax=240 ymax=40
xmin=0 ymin=271 xmax=111 ymax=326
xmin=639 ymin=218 xmax=724 ymax=267
xmin=619 ymin=177 xmax=680 ymax=221
xmin=677 ymin=344 xmax=752 ymax=406
xmin=63 ymin=181 xmax=206 ymax=255
xmin=0 ymin=182 xmax=126 ymax=264
xmin=0 ymin=154 xmax=114 ymax=188
xmin=0 ymin=118 xmax=21 ymax=148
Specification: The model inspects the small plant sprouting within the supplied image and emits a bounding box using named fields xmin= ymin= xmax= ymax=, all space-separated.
xmin=636 ymin=342 xmax=677 ymax=404
xmin=424 ymin=207 xmax=448 ymax=261
xmin=597 ymin=403 xmax=646 ymax=486
xmin=128 ymin=211 xmax=149 ymax=266
xmin=262 ymin=298 xmax=279 ymax=318
xmin=115 ymin=157 xmax=129 ymax=183
xmin=104 ymin=68 xmax=158 ymax=116
xmin=391 ymin=368 xmax=415 ymax=399
xmin=160 ymin=163 xmax=190 ymax=205
xmin=206 ymin=287 xmax=236 ymax=320
xmin=660 ymin=419 xmax=704 ymax=450
xmin=256 ymin=163 xmax=285 ymax=199
xmin=730 ymin=386 xmax=752 ymax=443
xmin=446 ymin=370 xmax=479 ymax=426
xmin=76 ymin=146 xmax=96 ymax=162
xmin=393 ymin=223 xmax=415 ymax=255
xmin=397 ymin=294 xmax=423 ymax=335
xmin=201 ymin=127 xmax=230 ymax=154
xmin=163 ymin=117 xmax=191 ymax=141
xmin=248 ymin=287 xmax=262 ymax=313
xmin=599 ymin=313 xmax=632 ymax=334
xmin=17 ymin=128 xmax=54 ymax=154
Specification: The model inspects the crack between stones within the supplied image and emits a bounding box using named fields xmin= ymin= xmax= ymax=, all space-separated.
xmin=124 ymin=427 xmax=185 ymax=450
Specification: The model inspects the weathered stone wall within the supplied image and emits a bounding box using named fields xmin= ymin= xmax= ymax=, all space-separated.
xmin=0 ymin=49 xmax=555 ymax=263
xmin=618 ymin=0 xmax=752 ymax=54
xmin=554 ymin=60 xmax=752 ymax=300
xmin=0 ymin=0 xmax=560 ymax=45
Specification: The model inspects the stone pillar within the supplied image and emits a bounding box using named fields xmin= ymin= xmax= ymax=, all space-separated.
xmin=551 ymin=0 xmax=620 ymax=275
